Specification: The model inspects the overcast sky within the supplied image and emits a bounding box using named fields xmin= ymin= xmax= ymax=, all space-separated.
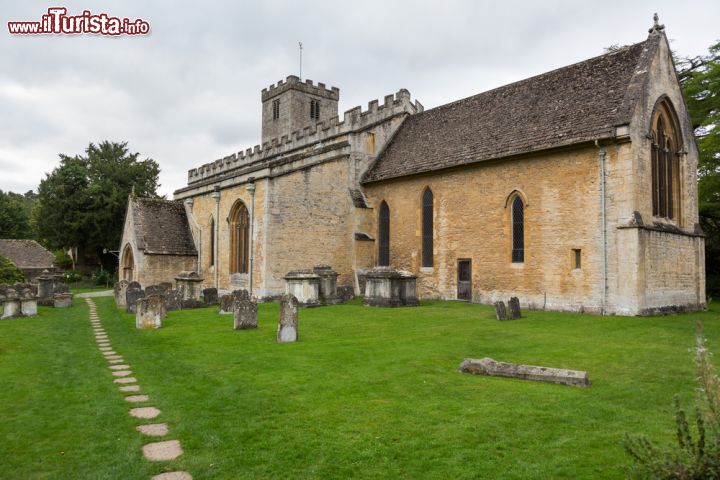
xmin=1 ymin=0 xmax=719 ymax=197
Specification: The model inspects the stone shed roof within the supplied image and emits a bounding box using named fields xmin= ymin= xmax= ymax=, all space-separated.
xmin=363 ymin=34 xmax=660 ymax=183
xmin=0 ymin=239 xmax=55 ymax=269
xmin=131 ymin=197 xmax=197 ymax=256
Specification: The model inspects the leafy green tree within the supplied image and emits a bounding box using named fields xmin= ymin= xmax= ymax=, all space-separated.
xmin=0 ymin=255 xmax=24 ymax=284
xmin=678 ymin=41 xmax=720 ymax=294
xmin=0 ymin=190 xmax=33 ymax=239
xmin=34 ymin=141 xmax=160 ymax=261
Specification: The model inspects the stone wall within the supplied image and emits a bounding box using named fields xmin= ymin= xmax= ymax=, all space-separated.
xmin=363 ymin=146 xmax=605 ymax=312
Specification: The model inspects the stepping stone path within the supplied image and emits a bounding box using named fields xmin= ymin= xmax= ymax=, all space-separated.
xmin=83 ymin=298 xmax=192 ymax=479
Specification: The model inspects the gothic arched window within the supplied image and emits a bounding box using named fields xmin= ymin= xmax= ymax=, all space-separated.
xmin=651 ymin=98 xmax=682 ymax=220
xmin=378 ymin=201 xmax=390 ymax=266
xmin=230 ymin=201 xmax=250 ymax=274
xmin=422 ymin=187 xmax=434 ymax=268
xmin=511 ymin=195 xmax=525 ymax=263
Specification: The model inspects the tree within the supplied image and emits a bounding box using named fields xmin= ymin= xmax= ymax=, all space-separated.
xmin=0 ymin=255 xmax=24 ymax=284
xmin=34 ymin=141 xmax=160 ymax=267
xmin=677 ymin=41 xmax=720 ymax=295
xmin=0 ymin=190 xmax=33 ymax=239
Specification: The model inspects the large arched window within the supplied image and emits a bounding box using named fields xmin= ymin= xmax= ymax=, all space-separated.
xmin=422 ymin=187 xmax=433 ymax=268
xmin=651 ymin=98 xmax=682 ymax=220
xmin=378 ymin=201 xmax=390 ymax=266
xmin=230 ymin=201 xmax=250 ymax=273
xmin=511 ymin=195 xmax=525 ymax=263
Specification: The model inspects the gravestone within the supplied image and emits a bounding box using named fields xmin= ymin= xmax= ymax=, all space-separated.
xmin=181 ymin=299 xmax=204 ymax=309
xmin=37 ymin=270 xmax=55 ymax=300
xmin=233 ymin=290 xmax=258 ymax=330
xmin=313 ymin=265 xmax=342 ymax=305
xmin=164 ymin=289 xmax=182 ymax=311
xmin=136 ymin=294 xmax=166 ymax=329
xmin=54 ymin=293 xmax=73 ymax=308
xmin=114 ymin=280 xmax=129 ymax=308
xmin=55 ymin=282 xmax=69 ymax=294
xmin=494 ymin=301 xmax=508 ymax=321
xmin=1 ymin=289 xmax=21 ymax=319
xmin=20 ymin=289 xmax=38 ymax=317
xmin=284 ymin=270 xmax=320 ymax=307
xmin=219 ymin=290 xmax=245 ymax=314
xmin=145 ymin=285 xmax=164 ymax=297
xmin=203 ymin=288 xmax=219 ymax=305
xmin=175 ymin=271 xmax=203 ymax=301
xmin=126 ymin=282 xmax=145 ymax=314
xmin=509 ymin=297 xmax=521 ymax=319
xmin=159 ymin=282 xmax=173 ymax=294
xmin=363 ymin=267 xmax=419 ymax=307
xmin=459 ymin=357 xmax=590 ymax=387
xmin=277 ymin=294 xmax=299 ymax=342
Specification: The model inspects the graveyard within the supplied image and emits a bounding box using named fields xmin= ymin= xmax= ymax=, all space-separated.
xmin=1 ymin=295 xmax=718 ymax=479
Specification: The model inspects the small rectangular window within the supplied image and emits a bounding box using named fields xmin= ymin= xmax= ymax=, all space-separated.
xmin=272 ymin=99 xmax=280 ymax=120
xmin=573 ymin=249 xmax=581 ymax=269
xmin=310 ymin=99 xmax=320 ymax=120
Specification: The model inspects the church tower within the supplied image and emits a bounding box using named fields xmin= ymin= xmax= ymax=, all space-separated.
xmin=261 ymin=75 xmax=339 ymax=144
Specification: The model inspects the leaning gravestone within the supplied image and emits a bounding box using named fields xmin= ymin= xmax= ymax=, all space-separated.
xmin=494 ymin=301 xmax=508 ymax=321
xmin=136 ymin=294 xmax=166 ymax=329
xmin=277 ymin=294 xmax=299 ymax=342
xmin=233 ymin=290 xmax=258 ymax=330
xmin=126 ymin=282 xmax=145 ymax=314
xmin=509 ymin=297 xmax=521 ymax=319
xmin=164 ymin=289 xmax=182 ymax=311
xmin=114 ymin=280 xmax=129 ymax=308
xmin=203 ymin=288 xmax=219 ymax=306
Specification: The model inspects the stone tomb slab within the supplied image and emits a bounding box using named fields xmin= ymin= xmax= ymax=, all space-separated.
xmin=129 ymin=406 xmax=161 ymax=419
xmin=142 ymin=440 xmax=183 ymax=461
xmin=459 ymin=357 xmax=590 ymax=387
xmin=137 ymin=423 xmax=168 ymax=437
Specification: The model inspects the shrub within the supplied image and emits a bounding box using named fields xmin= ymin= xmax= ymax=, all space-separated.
xmin=624 ymin=322 xmax=720 ymax=477
xmin=63 ymin=271 xmax=83 ymax=283
xmin=0 ymin=255 xmax=24 ymax=284
xmin=53 ymin=249 xmax=73 ymax=270
xmin=92 ymin=269 xmax=114 ymax=286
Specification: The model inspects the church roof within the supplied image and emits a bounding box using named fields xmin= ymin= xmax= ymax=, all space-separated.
xmin=131 ymin=197 xmax=197 ymax=256
xmin=0 ymin=239 xmax=55 ymax=269
xmin=362 ymin=34 xmax=659 ymax=184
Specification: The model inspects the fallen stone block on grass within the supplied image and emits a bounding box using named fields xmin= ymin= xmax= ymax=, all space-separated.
xmin=459 ymin=357 xmax=589 ymax=387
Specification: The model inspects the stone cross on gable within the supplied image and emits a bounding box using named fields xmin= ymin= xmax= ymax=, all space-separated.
xmin=649 ymin=13 xmax=665 ymax=33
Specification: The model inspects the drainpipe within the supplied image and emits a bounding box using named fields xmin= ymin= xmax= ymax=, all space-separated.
xmin=211 ymin=185 xmax=221 ymax=289
xmin=595 ymin=140 xmax=608 ymax=314
xmin=247 ymin=178 xmax=256 ymax=297
xmin=183 ymin=198 xmax=201 ymax=275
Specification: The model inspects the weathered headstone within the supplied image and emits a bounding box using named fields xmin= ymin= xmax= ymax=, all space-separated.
xmin=233 ymin=290 xmax=258 ymax=330
xmin=114 ymin=280 xmax=129 ymax=308
xmin=54 ymin=293 xmax=73 ymax=308
xmin=459 ymin=357 xmax=590 ymax=387
xmin=494 ymin=301 xmax=508 ymax=321
xmin=37 ymin=270 xmax=55 ymax=300
xmin=202 ymin=288 xmax=219 ymax=306
xmin=158 ymin=282 xmax=173 ymax=294
xmin=509 ymin=297 xmax=521 ymax=319
xmin=219 ymin=290 xmax=245 ymax=314
xmin=277 ymin=294 xmax=299 ymax=342
xmin=126 ymin=282 xmax=145 ymax=314
xmin=20 ymin=289 xmax=38 ymax=317
xmin=164 ymin=289 xmax=182 ymax=311
xmin=1 ymin=289 xmax=21 ymax=319
xmin=136 ymin=294 xmax=166 ymax=329
xmin=55 ymin=282 xmax=69 ymax=294
xmin=145 ymin=285 xmax=163 ymax=297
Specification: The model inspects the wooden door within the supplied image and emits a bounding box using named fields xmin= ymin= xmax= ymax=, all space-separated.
xmin=457 ymin=259 xmax=471 ymax=301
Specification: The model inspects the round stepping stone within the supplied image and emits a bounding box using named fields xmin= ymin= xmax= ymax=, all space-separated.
xmin=114 ymin=377 xmax=137 ymax=384
xmin=112 ymin=370 xmax=132 ymax=377
xmin=151 ymin=472 xmax=192 ymax=480
xmin=119 ymin=385 xmax=140 ymax=392
xmin=129 ymin=406 xmax=161 ymax=419
xmin=142 ymin=440 xmax=183 ymax=461
xmin=109 ymin=364 xmax=130 ymax=370
xmin=125 ymin=394 xmax=149 ymax=403
xmin=137 ymin=423 xmax=168 ymax=436
xmin=108 ymin=358 xmax=125 ymax=364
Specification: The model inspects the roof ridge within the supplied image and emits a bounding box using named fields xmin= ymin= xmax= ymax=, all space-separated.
xmin=415 ymin=39 xmax=649 ymax=117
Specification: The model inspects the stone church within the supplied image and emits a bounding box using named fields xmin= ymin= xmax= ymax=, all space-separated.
xmin=120 ymin=19 xmax=706 ymax=315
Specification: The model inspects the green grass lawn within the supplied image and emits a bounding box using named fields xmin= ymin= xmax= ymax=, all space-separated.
xmin=1 ymin=298 xmax=718 ymax=479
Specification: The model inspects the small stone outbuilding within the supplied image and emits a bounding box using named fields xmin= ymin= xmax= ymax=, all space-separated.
xmin=0 ymin=239 xmax=55 ymax=282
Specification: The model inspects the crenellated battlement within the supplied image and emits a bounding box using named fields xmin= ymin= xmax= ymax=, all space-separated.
xmin=261 ymin=75 xmax=340 ymax=102
xmin=187 ymin=88 xmax=423 ymax=185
